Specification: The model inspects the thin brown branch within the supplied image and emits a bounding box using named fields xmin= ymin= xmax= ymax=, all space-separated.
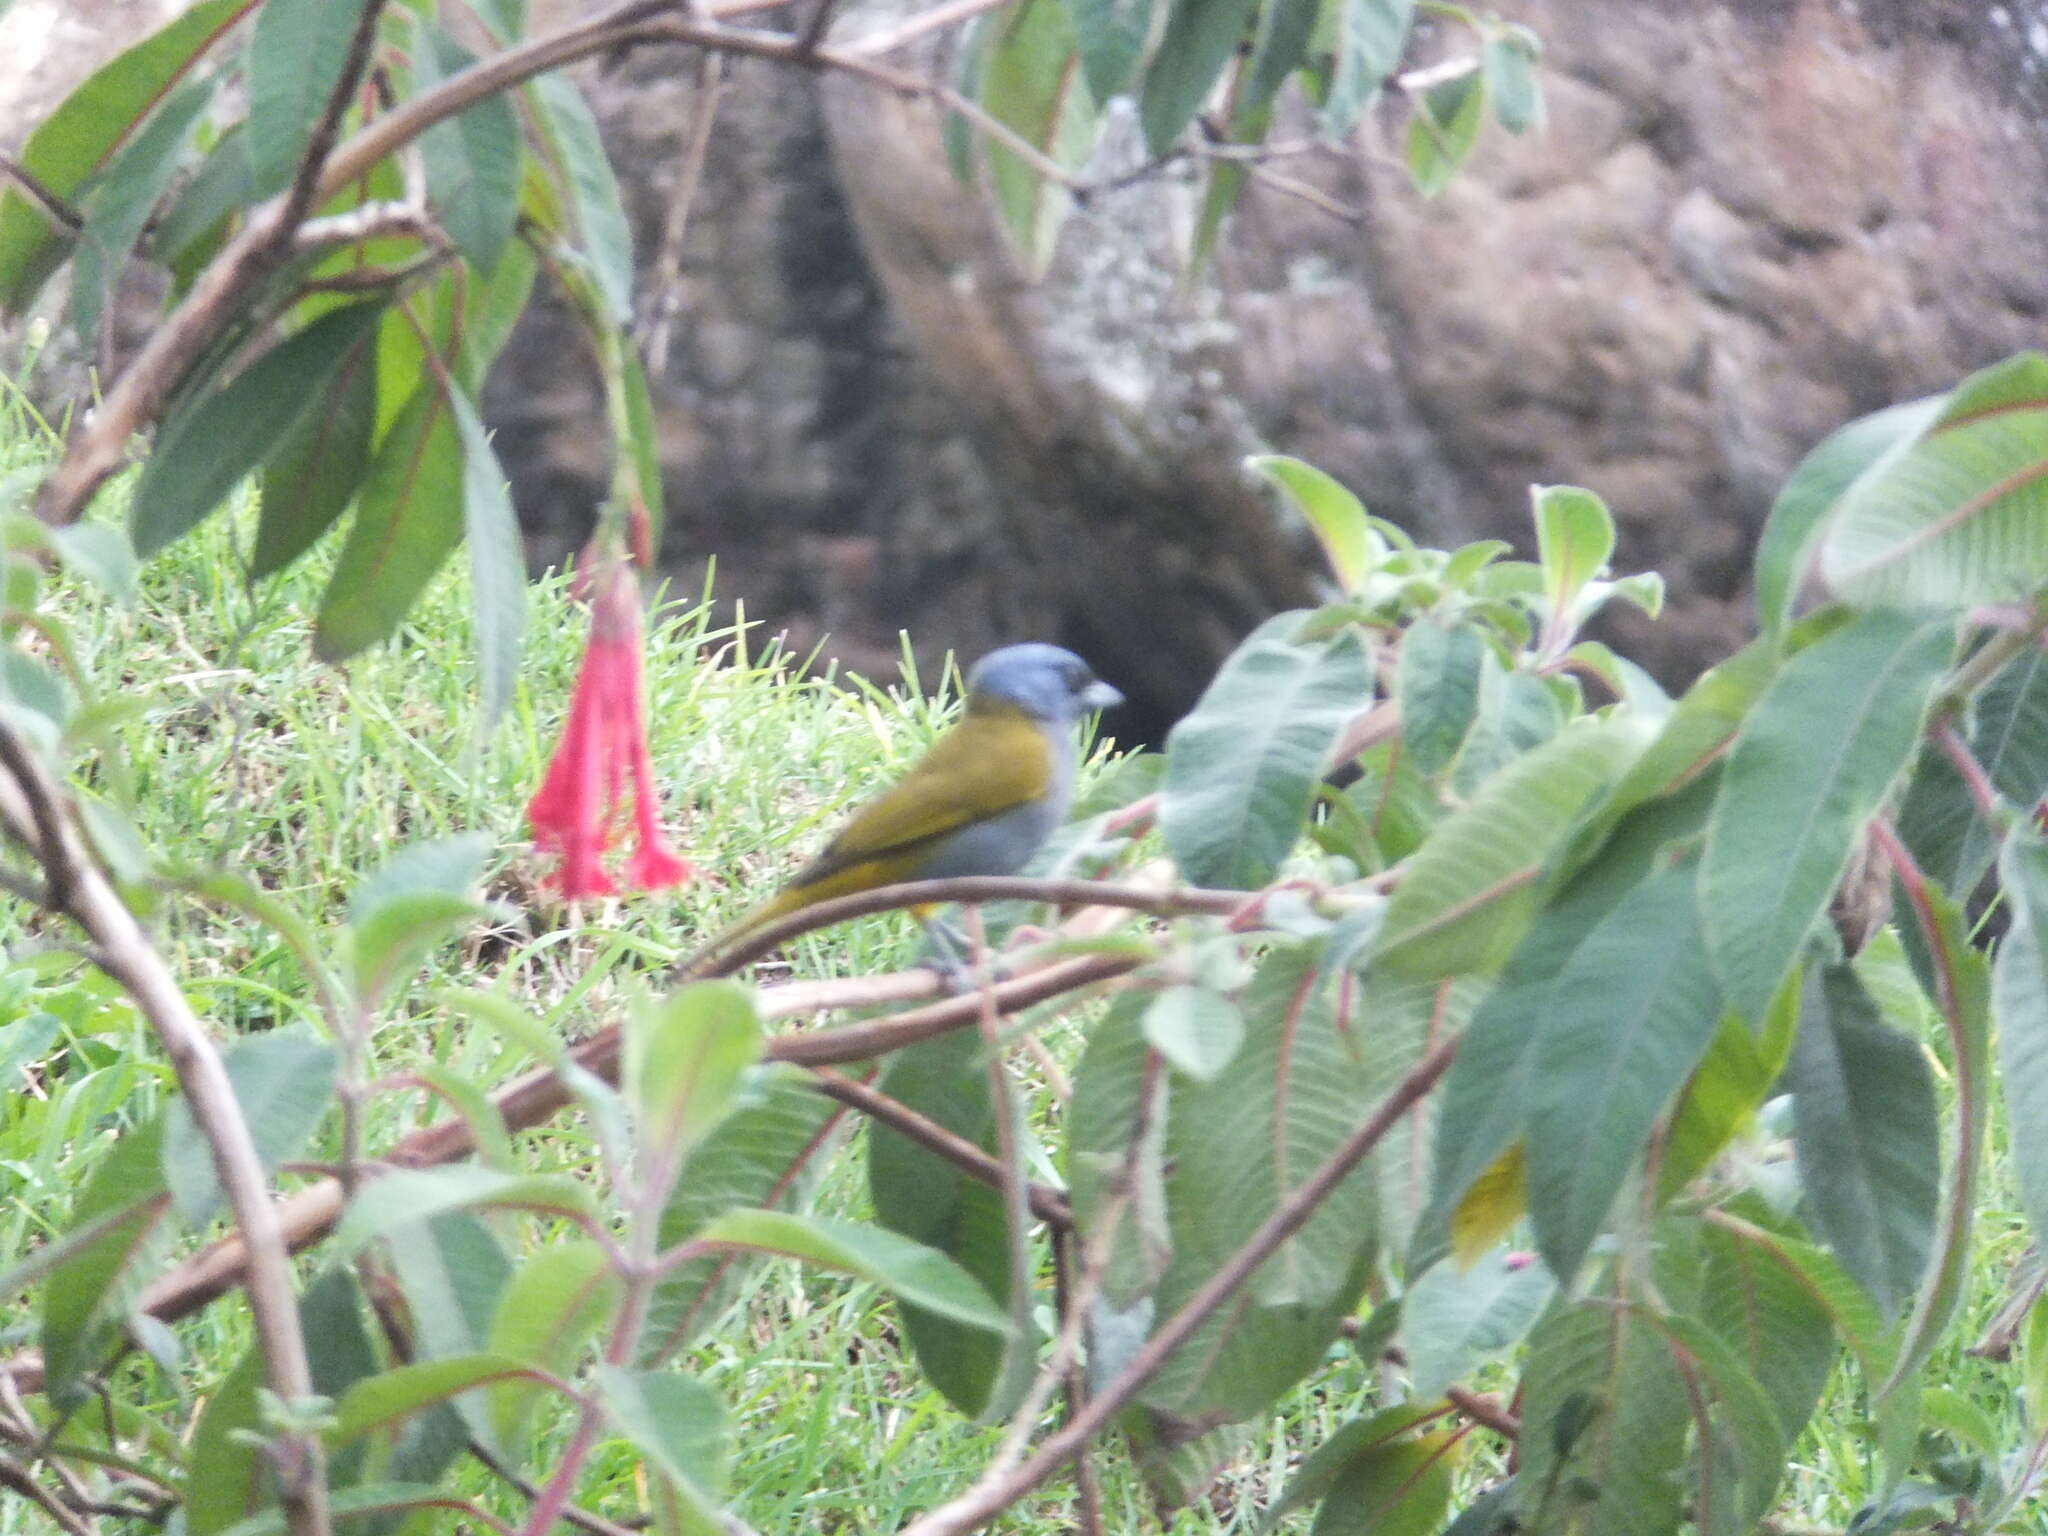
xmin=810 ymin=1069 xmax=1071 ymax=1228
xmin=1934 ymin=721 xmax=2004 ymax=826
xmin=0 ymin=724 xmax=329 ymax=1535
xmin=276 ymin=0 xmax=392 ymax=233
xmin=894 ymin=1033 xmax=1463 ymax=1536
xmin=0 ymin=1453 xmax=98 ymax=1536
xmin=292 ymin=200 xmax=445 ymax=253
xmin=639 ymin=53 xmax=727 ymax=377
xmin=0 ymin=151 xmax=84 ymax=235
xmin=682 ymin=872 xmax=1245 ymax=978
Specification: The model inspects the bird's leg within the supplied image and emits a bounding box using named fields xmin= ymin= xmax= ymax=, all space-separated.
xmin=918 ymin=911 xmax=1013 ymax=992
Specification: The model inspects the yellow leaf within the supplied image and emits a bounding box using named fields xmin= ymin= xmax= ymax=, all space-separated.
xmin=1452 ymin=1142 xmax=1526 ymax=1268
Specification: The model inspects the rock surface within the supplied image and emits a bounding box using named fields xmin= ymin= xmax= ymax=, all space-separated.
xmin=6 ymin=0 xmax=2045 ymax=731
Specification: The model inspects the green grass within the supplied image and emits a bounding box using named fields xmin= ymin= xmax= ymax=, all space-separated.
xmin=0 ymin=385 xmax=2045 ymax=1534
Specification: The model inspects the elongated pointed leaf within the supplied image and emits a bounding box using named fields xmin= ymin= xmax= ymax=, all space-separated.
xmin=334 ymin=1165 xmax=600 ymax=1256
xmin=136 ymin=300 xmax=386 ymax=557
xmin=980 ymin=0 xmax=1096 ymax=271
xmin=1646 ymin=1311 xmax=1789 ymax=1536
xmin=1397 ymin=620 xmax=1485 ymax=777
xmin=1141 ymin=983 xmax=1243 ymax=1082
xmin=1279 ymin=1407 xmax=1457 ymax=1536
xmin=1701 ymin=610 xmax=1953 ymax=1023
xmin=415 ymin=24 xmax=521 ymax=272
xmin=1819 ymin=352 xmax=2048 ymax=607
xmin=39 ymin=1116 xmax=172 ymax=1406
xmin=865 ymin=1029 xmax=1028 ymax=1416
xmin=691 ymin=1208 xmax=1010 ymax=1333
xmin=1784 ymin=964 xmax=1938 ymax=1319
xmin=1066 ymin=994 xmax=1173 ymax=1308
xmin=252 ymin=319 xmax=379 ymax=579
xmin=1755 ymin=396 xmax=1942 ymax=635
xmin=596 ymin=1366 xmax=731 ymax=1533
xmin=244 ymin=0 xmax=373 ymax=197
xmin=1072 ymin=0 xmax=1153 ymax=99
xmin=1246 ymin=455 xmax=1380 ymax=593
xmin=1141 ymin=941 xmax=1384 ymax=1420
xmin=527 ymin=72 xmax=634 ymax=323
xmin=161 ymin=1028 xmax=337 ymax=1223
xmin=314 ymin=378 xmax=464 ymax=660
xmin=1379 ymin=716 xmax=1643 ymax=980
xmin=444 ymin=390 xmax=526 ymax=726
xmin=1899 ymin=643 xmax=2048 ymax=893
xmin=329 ymin=1353 xmax=543 ymax=1447
xmin=626 ymin=981 xmax=761 ymax=1206
xmin=70 ymin=80 xmax=212 ymax=343
xmin=488 ymin=1239 xmax=620 ymax=1450
xmin=1532 ymin=484 xmax=1614 ymax=641
xmin=1698 ymin=1219 xmax=1837 ymax=1485
xmin=1998 ymin=832 xmax=2048 ymax=1249
xmin=0 ymin=0 xmax=250 ymax=314
xmin=1402 ymin=1246 xmax=1555 ymax=1402
xmin=645 ymin=1070 xmax=841 ymax=1361
xmin=1524 ymin=862 xmax=1723 ymax=1282
xmin=1162 ymin=630 xmax=1372 ymax=889
xmin=187 ymin=1347 xmax=266 ymax=1535
xmin=1405 ymin=68 xmax=1486 ymax=198
xmin=1323 ymin=0 xmax=1413 ymax=136
xmin=1138 ymin=0 xmax=1257 ymax=153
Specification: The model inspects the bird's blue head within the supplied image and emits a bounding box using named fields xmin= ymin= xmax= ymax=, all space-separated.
xmin=966 ymin=644 xmax=1123 ymax=724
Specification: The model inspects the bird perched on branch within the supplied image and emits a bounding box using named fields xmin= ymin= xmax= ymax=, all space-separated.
xmin=702 ymin=643 xmax=1123 ymax=968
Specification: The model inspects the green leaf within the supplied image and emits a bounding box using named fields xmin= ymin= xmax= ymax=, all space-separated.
xmin=70 ymin=79 xmax=213 ymax=343
xmin=252 ymin=318 xmax=379 ymax=580
xmin=1754 ymin=396 xmax=1942 ymax=636
xmin=1378 ymin=716 xmax=1644 ymax=981
xmin=1243 ymin=0 xmax=1320 ymax=113
xmin=1397 ymin=620 xmax=1485 ymax=777
xmin=619 ymin=347 xmax=666 ymax=547
xmin=1405 ymin=67 xmax=1486 ymax=198
xmin=157 ymin=123 xmax=254 ymax=285
xmin=344 ymin=832 xmax=492 ymax=1004
xmin=187 ymin=1347 xmax=266 ymax=1535
xmin=1656 ymin=969 xmax=1799 ymax=1201
xmin=386 ymin=1209 xmax=511 ymax=1360
xmin=135 ymin=300 xmax=387 ymax=558
xmin=1245 ymin=455 xmax=1379 ymax=593
xmin=161 ymin=1028 xmax=338 ymax=1224
xmin=487 ymin=1239 xmax=620 ymax=1451
xmin=1138 ymin=0 xmax=1257 ymax=153
xmin=1524 ymin=863 xmax=1723 ymax=1281
xmin=1998 ymin=831 xmax=2048 ymax=1249
xmin=1517 ymin=1290 xmax=1690 ymax=1536
xmin=1784 ymin=963 xmax=1939 ymax=1319
xmin=1141 ymin=983 xmax=1244 ymax=1082
xmin=626 ymin=982 xmax=761 ymax=1205
xmin=298 ymin=1266 xmax=378 ymax=1488
xmin=1899 ymin=642 xmax=2048 ymax=893
xmin=313 ymin=378 xmax=465 ymax=661
xmin=1142 ymin=942 xmax=1385 ymax=1420
xmin=1414 ymin=777 xmax=1718 ymax=1270
xmin=39 ymin=1116 xmax=172 ymax=1406
xmin=595 ymin=1366 xmax=732 ymax=1534
xmin=1882 ymin=881 xmax=1991 ymax=1397
xmin=334 ymin=1166 xmax=600 ymax=1256
xmin=328 ymin=1353 xmax=543 ymax=1447
xmin=244 ymin=0 xmax=373 ymax=197
xmin=1484 ymin=23 xmax=1543 ymax=133
xmin=1446 ymin=656 xmax=1565 ymax=796
xmin=1701 ymin=610 xmax=1953 ymax=1023
xmin=856 ymin=1036 xmax=1032 ymax=1417
xmin=1161 ymin=630 xmax=1372 ymax=889
xmin=1698 ymin=1218 xmax=1837 ymax=1472
xmin=528 ymin=72 xmax=635 ymax=323
xmin=1322 ymin=0 xmax=1413 ymax=136
xmin=0 ymin=0 xmax=249 ymax=315
xmin=1532 ymin=484 xmax=1615 ymax=646
xmin=1818 ymin=352 xmax=2048 ymax=608
xmin=644 ymin=1069 xmax=841 ymax=1361
xmin=446 ymin=388 xmax=526 ymax=728
xmin=1401 ymin=1246 xmax=1555 ymax=1402
xmin=1066 ymin=995 xmax=1173 ymax=1307
xmin=690 ymin=1208 xmax=1011 ymax=1334
xmin=415 ymin=24 xmax=521 ymax=272
xmin=1647 ymin=1311 xmax=1789 ymax=1535
xmin=980 ymin=0 xmax=1096 ymax=272
xmin=1266 ymin=1404 xmax=1456 ymax=1535
xmin=1072 ymin=0 xmax=1153 ymax=99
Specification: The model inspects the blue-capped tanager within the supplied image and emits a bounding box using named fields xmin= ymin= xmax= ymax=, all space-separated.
xmin=709 ymin=644 xmax=1122 ymax=961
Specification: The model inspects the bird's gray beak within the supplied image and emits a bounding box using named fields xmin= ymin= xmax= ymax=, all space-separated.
xmin=1081 ymin=679 xmax=1124 ymax=712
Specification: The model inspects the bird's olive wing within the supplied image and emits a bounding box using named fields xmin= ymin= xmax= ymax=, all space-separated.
xmin=794 ymin=709 xmax=1053 ymax=882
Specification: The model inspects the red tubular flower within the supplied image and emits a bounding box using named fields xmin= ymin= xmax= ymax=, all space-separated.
xmin=527 ymin=557 xmax=694 ymax=899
